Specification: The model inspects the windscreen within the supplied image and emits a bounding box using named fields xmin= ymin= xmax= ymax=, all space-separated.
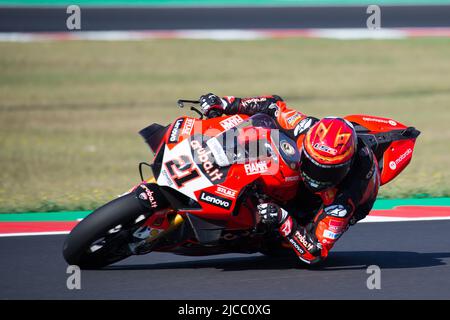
xmin=207 ymin=114 xmax=278 ymax=167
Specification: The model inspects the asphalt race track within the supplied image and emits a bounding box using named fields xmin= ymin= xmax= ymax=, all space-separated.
xmin=1 ymin=4 xmax=449 ymax=300
xmin=1 ymin=219 xmax=449 ymax=299
xmin=1 ymin=5 xmax=450 ymax=32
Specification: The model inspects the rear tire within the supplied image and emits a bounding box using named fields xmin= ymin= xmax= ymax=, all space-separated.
xmin=62 ymin=192 xmax=148 ymax=269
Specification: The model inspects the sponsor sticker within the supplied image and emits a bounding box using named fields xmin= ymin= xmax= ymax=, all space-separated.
xmin=199 ymin=191 xmax=232 ymax=209
xmin=190 ymin=138 xmax=227 ymax=183
xmin=182 ymin=118 xmax=195 ymax=136
xmin=244 ymin=161 xmax=268 ymax=175
xmin=294 ymin=231 xmax=315 ymax=252
xmin=329 ymin=219 xmax=345 ymax=233
xmin=289 ymin=238 xmax=305 ymax=255
xmin=139 ymin=184 xmax=158 ymax=209
xmin=216 ymin=185 xmax=237 ymax=199
xmin=323 ymin=229 xmax=341 ymax=240
xmin=286 ymin=112 xmax=303 ymax=126
xmin=324 ymin=205 xmax=348 ymax=217
xmin=219 ymin=115 xmax=244 ymax=131
xmin=160 ymin=168 xmax=174 ymax=187
xmin=313 ymin=143 xmax=338 ymax=155
xmin=285 ymin=175 xmax=300 ymax=182
xmin=362 ymin=117 xmax=397 ymax=126
xmin=294 ymin=117 xmax=313 ymax=137
xmin=389 ymin=148 xmax=412 ymax=171
xmin=168 ymin=118 xmax=184 ymax=143
xmin=241 ymin=97 xmax=266 ymax=107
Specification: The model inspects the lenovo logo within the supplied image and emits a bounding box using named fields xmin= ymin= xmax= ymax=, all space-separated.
xmin=169 ymin=118 xmax=184 ymax=143
xmin=199 ymin=191 xmax=232 ymax=209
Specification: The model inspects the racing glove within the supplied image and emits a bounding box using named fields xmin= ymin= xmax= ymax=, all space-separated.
xmin=257 ymin=202 xmax=289 ymax=226
xmin=199 ymin=93 xmax=229 ymax=118
xmin=277 ymin=215 xmax=324 ymax=264
xmin=288 ymin=224 xmax=323 ymax=264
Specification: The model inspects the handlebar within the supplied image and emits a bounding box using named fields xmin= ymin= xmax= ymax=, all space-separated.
xmin=177 ymin=99 xmax=200 ymax=108
xmin=177 ymin=98 xmax=222 ymax=119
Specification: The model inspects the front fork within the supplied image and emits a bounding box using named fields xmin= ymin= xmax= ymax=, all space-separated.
xmin=129 ymin=212 xmax=185 ymax=255
xmin=128 ymin=179 xmax=185 ymax=254
xmin=144 ymin=213 xmax=184 ymax=243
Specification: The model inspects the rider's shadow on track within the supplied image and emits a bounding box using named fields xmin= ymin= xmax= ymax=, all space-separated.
xmin=317 ymin=251 xmax=450 ymax=271
xmin=106 ymin=251 xmax=450 ymax=271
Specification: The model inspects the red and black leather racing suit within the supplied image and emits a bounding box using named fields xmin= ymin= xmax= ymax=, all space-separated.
xmin=221 ymin=95 xmax=380 ymax=264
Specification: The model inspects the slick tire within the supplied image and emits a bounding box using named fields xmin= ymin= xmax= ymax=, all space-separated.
xmin=62 ymin=192 xmax=148 ymax=269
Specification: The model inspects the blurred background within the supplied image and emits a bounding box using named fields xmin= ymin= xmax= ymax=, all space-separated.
xmin=0 ymin=0 xmax=449 ymax=212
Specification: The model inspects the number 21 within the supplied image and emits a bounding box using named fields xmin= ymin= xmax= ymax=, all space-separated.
xmin=164 ymin=155 xmax=200 ymax=187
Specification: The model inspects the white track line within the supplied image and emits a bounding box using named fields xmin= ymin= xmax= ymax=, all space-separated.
xmin=0 ymin=231 xmax=70 ymax=237
xmin=0 ymin=216 xmax=450 ymax=237
xmin=359 ymin=216 xmax=450 ymax=223
xmin=1 ymin=28 xmax=450 ymax=42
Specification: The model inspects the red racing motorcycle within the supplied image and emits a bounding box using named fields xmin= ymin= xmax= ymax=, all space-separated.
xmin=63 ymin=100 xmax=420 ymax=269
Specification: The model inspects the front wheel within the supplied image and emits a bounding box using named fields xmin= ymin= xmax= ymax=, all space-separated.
xmin=62 ymin=192 xmax=150 ymax=269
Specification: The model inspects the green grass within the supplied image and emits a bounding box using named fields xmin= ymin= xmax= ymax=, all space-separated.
xmin=0 ymin=38 xmax=449 ymax=212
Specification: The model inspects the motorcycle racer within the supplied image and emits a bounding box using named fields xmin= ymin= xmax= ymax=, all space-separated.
xmin=199 ymin=93 xmax=380 ymax=265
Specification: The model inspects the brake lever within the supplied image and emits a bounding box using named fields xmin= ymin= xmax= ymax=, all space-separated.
xmin=190 ymin=106 xmax=204 ymax=120
xmin=177 ymin=99 xmax=204 ymax=119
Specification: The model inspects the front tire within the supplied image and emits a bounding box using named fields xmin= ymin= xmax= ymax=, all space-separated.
xmin=62 ymin=192 xmax=149 ymax=269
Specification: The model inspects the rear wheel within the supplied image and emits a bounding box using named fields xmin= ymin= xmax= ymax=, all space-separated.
xmin=62 ymin=192 xmax=150 ymax=269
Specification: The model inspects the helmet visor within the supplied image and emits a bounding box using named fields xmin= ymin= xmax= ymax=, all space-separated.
xmin=300 ymin=150 xmax=351 ymax=191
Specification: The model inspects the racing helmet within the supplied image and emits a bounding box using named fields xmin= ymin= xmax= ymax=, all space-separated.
xmin=300 ymin=117 xmax=357 ymax=192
